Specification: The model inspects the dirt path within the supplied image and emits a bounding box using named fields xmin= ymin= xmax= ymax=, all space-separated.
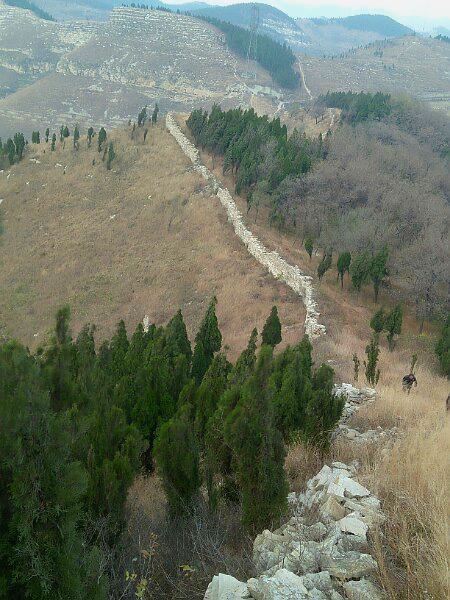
xmin=166 ymin=113 xmax=326 ymax=339
xmin=298 ymin=57 xmax=313 ymax=99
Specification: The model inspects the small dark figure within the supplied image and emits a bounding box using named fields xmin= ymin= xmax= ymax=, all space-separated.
xmin=402 ymin=373 xmax=417 ymax=394
xmin=446 ymin=394 xmax=450 ymax=412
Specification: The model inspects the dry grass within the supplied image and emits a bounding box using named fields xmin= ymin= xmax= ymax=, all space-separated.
xmin=194 ymin=136 xmax=450 ymax=599
xmin=0 ymin=123 xmax=305 ymax=358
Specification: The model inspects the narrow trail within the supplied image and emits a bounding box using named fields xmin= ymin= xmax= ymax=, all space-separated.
xmin=298 ymin=57 xmax=313 ymax=100
xmin=166 ymin=113 xmax=326 ymax=339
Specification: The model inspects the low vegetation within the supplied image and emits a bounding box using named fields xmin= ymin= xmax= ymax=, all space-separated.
xmin=4 ymin=0 xmax=54 ymax=21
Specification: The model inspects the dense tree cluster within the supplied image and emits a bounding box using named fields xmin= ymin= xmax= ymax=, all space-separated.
xmin=187 ymin=105 xmax=325 ymax=206
xmin=319 ymin=91 xmax=392 ymax=123
xmin=197 ymin=16 xmax=300 ymax=89
xmin=4 ymin=0 xmax=55 ymax=21
xmin=0 ymin=301 xmax=344 ymax=596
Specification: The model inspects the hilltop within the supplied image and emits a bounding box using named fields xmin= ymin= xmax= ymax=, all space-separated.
xmin=0 ymin=120 xmax=304 ymax=354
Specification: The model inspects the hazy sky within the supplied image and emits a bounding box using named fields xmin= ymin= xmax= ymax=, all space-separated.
xmin=177 ymin=0 xmax=450 ymax=20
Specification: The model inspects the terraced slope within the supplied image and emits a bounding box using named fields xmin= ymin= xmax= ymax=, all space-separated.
xmin=0 ymin=6 xmax=274 ymax=137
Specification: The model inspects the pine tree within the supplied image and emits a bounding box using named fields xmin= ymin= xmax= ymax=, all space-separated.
xmin=350 ymin=251 xmax=371 ymax=292
xmin=106 ymin=142 xmax=115 ymax=170
xmin=45 ymin=128 xmax=50 ymax=143
xmin=370 ymin=246 xmax=389 ymax=303
xmin=87 ymin=127 xmax=95 ymax=148
xmin=370 ymin=307 xmax=385 ymax=333
xmin=304 ymin=236 xmax=313 ymax=260
xmin=364 ymin=333 xmax=380 ymax=384
xmin=435 ymin=313 xmax=450 ymax=377
xmin=262 ymin=305 xmax=282 ymax=347
xmin=224 ymin=345 xmax=288 ymax=531
xmin=337 ymin=251 xmax=351 ymax=288
xmin=154 ymin=408 xmax=200 ymax=516
xmin=191 ymin=297 xmax=222 ymax=383
xmin=51 ymin=133 xmax=56 ymax=151
xmin=13 ymin=133 xmax=25 ymax=160
xmin=73 ymin=124 xmax=80 ymax=150
xmin=137 ymin=106 xmax=147 ymax=127
xmin=305 ymin=364 xmax=344 ymax=455
xmin=151 ymin=103 xmax=159 ymax=125
xmin=98 ymin=127 xmax=107 ymax=152
xmin=317 ymin=252 xmax=332 ymax=281
xmin=385 ymin=304 xmax=403 ymax=351
xmin=194 ymin=353 xmax=231 ymax=442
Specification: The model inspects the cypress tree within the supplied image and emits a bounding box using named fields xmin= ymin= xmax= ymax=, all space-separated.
xmin=191 ymin=297 xmax=222 ymax=383
xmin=317 ymin=252 xmax=332 ymax=281
xmin=337 ymin=251 xmax=351 ymax=288
xmin=365 ymin=333 xmax=381 ymax=384
xmin=262 ymin=305 xmax=282 ymax=348
xmin=350 ymin=251 xmax=371 ymax=292
xmin=385 ymin=304 xmax=403 ymax=351
xmin=98 ymin=127 xmax=107 ymax=152
xmin=106 ymin=142 xmax=115 ymax=170
xmin=45 ymin=127 xmax=50 ymax=143
xmin=51 ymin=133 xmax=56 ymax=151
xmin=151 ymin=103 xmax=159 ymax=124
xmin=154 ymin=407 xmax=201 ymax=516
xmin=304 ymin=236 xmax=313 ymax=260
xmin=370 ymin=247 xmax=389 ymax=303
xmin=370 ymin=307 xmax=385 ymax=333
xmin=87 ymin=127 xmax=95 ymax=148
xmin=137 ymin=106 xmax=147 ymax=127
xmin=194 ymin=353 xmax=231 ymax=442
xmin=225 ymin=345 xmax=288 ymax=532
xmin=305 ymin=364 xmax=344 ymax=455
xmin=73 ymin=124 xmax=80 ymax=150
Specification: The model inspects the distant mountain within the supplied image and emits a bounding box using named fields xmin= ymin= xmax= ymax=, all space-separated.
xmin=336 ymin=14 xmax=413 ymax=37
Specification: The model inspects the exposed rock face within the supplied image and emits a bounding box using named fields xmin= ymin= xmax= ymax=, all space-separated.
xmin=203 ymin=462 xmax=385 ymax=600
xmin=166 ymin=113 xmax=326 ymax=339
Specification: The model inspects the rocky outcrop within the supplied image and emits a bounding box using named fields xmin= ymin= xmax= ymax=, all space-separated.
xmin=166 ymin=113 xmax=326 ymax=339
xmin=204 ymin=463 xmax=385 ymax=600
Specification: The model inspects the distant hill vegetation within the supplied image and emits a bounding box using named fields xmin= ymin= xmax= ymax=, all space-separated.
xmin=337 ymin=14 xmax=413 ymax=36
xmin=5 ymin=0 xmax=55 ymax=20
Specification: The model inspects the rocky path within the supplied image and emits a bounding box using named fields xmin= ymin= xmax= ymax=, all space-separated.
xmin=165 ymin=113 xmax=326 ymax=339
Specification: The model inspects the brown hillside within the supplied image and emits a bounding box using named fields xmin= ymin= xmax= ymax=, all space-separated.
xmin=0 ymin=122 xmax=304 ymax=356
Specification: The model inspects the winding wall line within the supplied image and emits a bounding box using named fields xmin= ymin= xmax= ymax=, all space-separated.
xmin=166 ymin=113 xmax=326 ymax=339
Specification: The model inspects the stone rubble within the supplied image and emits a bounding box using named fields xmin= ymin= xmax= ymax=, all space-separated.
xmin=166 ymin=113 xmax=326 ymax=339
xmin=204 ymin=462 xmax=385 ymax=600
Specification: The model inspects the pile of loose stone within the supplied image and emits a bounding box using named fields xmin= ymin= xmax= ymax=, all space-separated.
xmin=333 ymin=383 xmax=397 ymax=444
xmin=166 ymin=113 xmax=326 ymax=339
xmin=205 ymin=462 xmax=385 ymax=600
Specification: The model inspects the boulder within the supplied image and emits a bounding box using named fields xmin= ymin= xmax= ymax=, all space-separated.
xmin=343 ymin=579 xmax=385 ymax=599
xmin=321 ymin=496 xmax=347 ymax=521
xmin=320 ymin=551 xmax=377 ymax=580
xmin=299 ymin=571 xmax=333 ymax=593
xmin=204 ymin=574 xmax=250 ymax=600
xmin=247 ymin=568 xmax=310 ymax=599
xmin=338 ymin=515 xmax=368 ymax=538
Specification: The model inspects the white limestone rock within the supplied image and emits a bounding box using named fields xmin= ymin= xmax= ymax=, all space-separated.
xmin=343 ymin=579 xmax=385 ymax=599
xmin=338 ymin=515 xmax=368 ymax=538
xmin=247 ymin=569 xmax=310 ymax=599
xmin=320 ymin=551 xmax=378 ymax=580
xmin=204 ymin=574 xmax=250 ymax=600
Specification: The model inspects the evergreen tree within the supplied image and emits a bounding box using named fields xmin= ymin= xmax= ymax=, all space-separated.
xmin=304 ymin=236 xmax=313 ymax=260
xmin=352 ymin=353 xmax=360 ymax=381
xmin=191 ymin=297 xmax=222 ymax=383
xmin=151 ymin=103 xmax=159 ymax=124
xmin=154 ymin=408 xmax=200 ymax=516
xmin=337 ymin=251 xmax=351 ymax=288
xmin=106 ymin=142 xmax=115 ymax=170
xmin=45 ymin=127 xmax=50 ymax=143
xmin=194 ymin=353 xmax=231 ymax=442
xmin=13 ymin=133 xmax=25 ymax=160
xmin=385 ymin=304 xmax=403 ymax=351
xmin=137 ymin=106 xmax=147 ymax=127
xmin=350 ymin=251 xmax=371 ymax=292
xmin=87 ymin=127 xmax=95 ymax=148
xmin=370 ymin=246 xmax=389 ymax=303
xmin=370 ymin=307 xmax=385 ymax=333
xmin=261 ymin=305 xmax=282 ymax=347
xmin=73 ymin=124 xmax=80 ymax=150
xmin=305 ymin=364 xmax=344 ymax=455
xmin=224 ymin=346 xmax=288 ymax=531
xmin=98 ymin=127 xmax=107 ymax=152
xmin=365 ymin=333 xmax=381 ymax=384
xmin=51 ymin=133 xmax=56 ymax=151
xmin=435 ymin=313 xmax=450 ymax=377
xmin=317 ymin=252 xmax=332 ymax=281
